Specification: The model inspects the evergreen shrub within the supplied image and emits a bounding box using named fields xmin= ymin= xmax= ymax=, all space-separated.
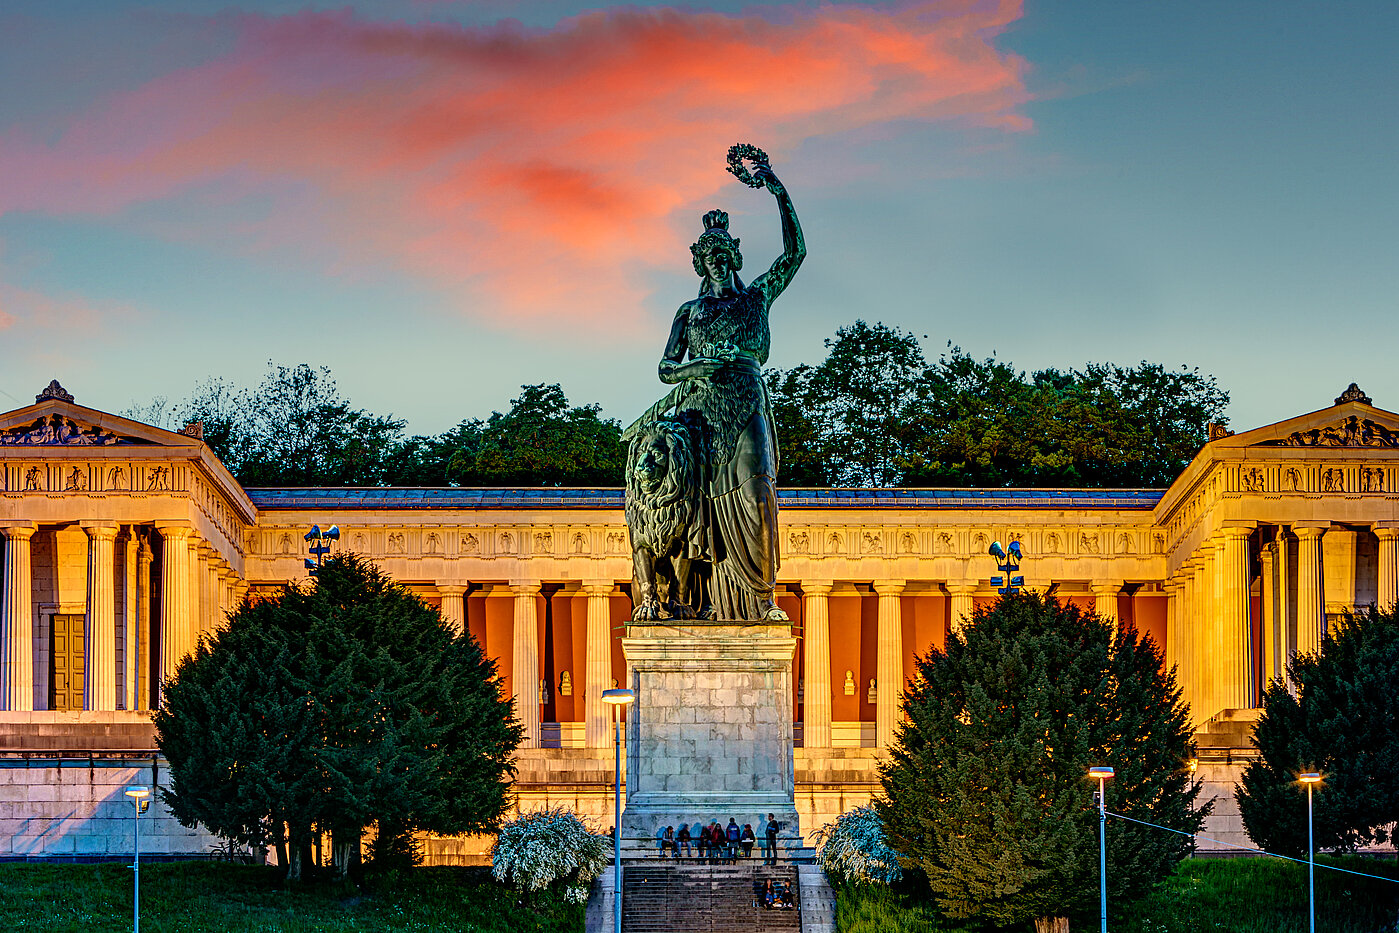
xmin=814 ymin=805 xmax=903 ymax=885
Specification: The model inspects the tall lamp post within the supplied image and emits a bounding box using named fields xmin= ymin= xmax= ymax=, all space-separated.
xmin=602 ymin=688 xmax=635 ymax=933
xmin=1300 ymin=772 xmax=1322 ymax=933
xmin=1088 ymin=766 xmax=1114 ymax=933
xmin=304 ymin=525 xmax=339 ymax=576
xmin=125 ymin=786 xmax=150 ymax=933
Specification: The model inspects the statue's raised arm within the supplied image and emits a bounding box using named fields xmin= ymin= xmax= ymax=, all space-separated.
xmin=739 ymin=154 xmax=805 ymax=304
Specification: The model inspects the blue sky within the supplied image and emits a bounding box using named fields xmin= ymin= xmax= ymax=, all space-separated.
xmin=1 ymin=1 xmax=1395 ymax=439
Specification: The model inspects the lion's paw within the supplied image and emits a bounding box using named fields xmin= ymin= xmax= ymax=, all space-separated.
xmin=633 ymin=600 xmax=663 ymax=622
xmin=764 ymin=605 xmax=790 ymax=623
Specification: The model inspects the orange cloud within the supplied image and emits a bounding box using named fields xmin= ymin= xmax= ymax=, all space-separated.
xmin=0 ymin=1 xmax=1029 ymax=329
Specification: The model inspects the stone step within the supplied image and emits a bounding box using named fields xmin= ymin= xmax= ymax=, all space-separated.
xmin=621 ymin=863 xmax=801 ymax=933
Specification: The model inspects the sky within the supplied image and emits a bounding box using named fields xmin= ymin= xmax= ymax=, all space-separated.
xmin=1 ymin=0 xmax=1396 ymax=439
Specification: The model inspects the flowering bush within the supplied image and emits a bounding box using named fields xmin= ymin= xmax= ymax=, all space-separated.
xmin=814 ymin=805 xmax=902 ymax=885
xmin=492 ymin=807 xmax=608 ymax=903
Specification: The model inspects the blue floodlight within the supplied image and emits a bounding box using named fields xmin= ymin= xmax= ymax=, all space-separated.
xmin=1009 ymin=540 xmax=1022 ymax=559
xmin=304 ymin=525 xmax=321 ymax=542
xmin=989 ymin=541 xmax=1006 ymax=560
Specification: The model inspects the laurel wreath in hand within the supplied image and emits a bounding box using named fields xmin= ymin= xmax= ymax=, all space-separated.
xmin=726 ymin=143 xmax=771 ymax=188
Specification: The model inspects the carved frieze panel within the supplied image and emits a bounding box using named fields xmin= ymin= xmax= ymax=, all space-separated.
xmin=1261 ymin=415 xmax=1399 ymax=449
xmin=0 ymin=414 xmax=120 ymax=446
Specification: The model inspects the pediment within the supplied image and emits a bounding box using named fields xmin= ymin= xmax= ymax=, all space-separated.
xmin=1209 ymin=398 xmax=1399 ymax=452
xmin=0 ymin=389 xmax=203 ymax=450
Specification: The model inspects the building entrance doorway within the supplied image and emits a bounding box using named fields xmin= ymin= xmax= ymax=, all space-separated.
xmin=50 ymin=613 xmax=85 ymax=711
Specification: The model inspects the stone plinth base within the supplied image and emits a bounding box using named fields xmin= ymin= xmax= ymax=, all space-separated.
xmin=621 ymin=623 xmax=801 ymax=850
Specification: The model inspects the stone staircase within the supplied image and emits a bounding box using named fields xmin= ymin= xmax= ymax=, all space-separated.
xmin=621 ymin=863 xmax=802 ymax=933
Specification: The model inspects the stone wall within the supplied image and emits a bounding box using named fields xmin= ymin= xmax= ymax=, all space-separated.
xmin=0 ymin=758 xmax=215 ymax=858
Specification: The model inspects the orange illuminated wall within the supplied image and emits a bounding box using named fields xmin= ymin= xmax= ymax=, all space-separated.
xmin=827 ymin=590 xmax=864 ymax=722
xmin=1132 ymin=592 xmax=1168 ymax=661
xmin=905 ymin=592 xmax=946 ymax=679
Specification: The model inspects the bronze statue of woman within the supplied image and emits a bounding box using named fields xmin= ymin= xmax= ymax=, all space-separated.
xmin=655 ymin=155 xmax=805 ymax=621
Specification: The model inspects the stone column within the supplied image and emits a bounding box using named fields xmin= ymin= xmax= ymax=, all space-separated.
xmin=156 ymin=523 xmax=193 ymax=703
xmin=0 ymin=523 xmax=36 ymax=712
xmin=512 ymin=582 xmax=542 ymax=748
xmin=584 ymin=582 xmax=615 ymax=749
xmin=1294 ymin=524 xmax=1328 ymax=657
xmin=947 ymin=583 xmax=977 ymax=636
xmin=1260 ymin=541 xmax=1279 ymax=689
xmin=874 ymin=580 xmax=905 ymax=748
xmin=1218 ymin=524 xmax=1255 ymax=710
xmin=206 ymin=554 xmax=222 ymax=633
xmin=801 ymin=582 xmax=833 ymax=749
xmin=1375 ymin=525 xmax=1399 ymax=613
xmin=190 ymin=541 xmax=208 ymax=642
xmin=136 ymin=535 xmax=152 ymax=710
xmin=1190 ymin=555 xmax=1211 ymax=719
xmin=82 ymin=523 xmax=119 ymax=711
xmin=123 ymin=531 xmax=138 ymax=711
xmin=1091 ymin=581 xmax=1123 ymax=631
xmin=1275 ymin=530 xmax=1293 ymax=689
xmin=437 ymin=584 xmax=467 ymax=635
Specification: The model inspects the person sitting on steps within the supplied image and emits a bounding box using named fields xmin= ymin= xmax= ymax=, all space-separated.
xmin=740 ymin=823 xmax=755 ymax=859
xmin=677 ymin=822 xmax=692 ymax=859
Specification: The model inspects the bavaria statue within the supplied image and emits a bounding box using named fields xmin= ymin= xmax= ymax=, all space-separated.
xmin=625 ymin=144 xmax=805 ymax=623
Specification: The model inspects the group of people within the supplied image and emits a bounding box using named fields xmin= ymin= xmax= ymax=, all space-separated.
xmin=760 ymin=878 xmax=796 ymax=910
xmin=655 ymin=813 xmax=782 ymax=865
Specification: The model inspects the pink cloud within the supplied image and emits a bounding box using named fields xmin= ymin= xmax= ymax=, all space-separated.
xmin=0 ymin=280 xmax=137 ymax=332
xmin=0 ymin=1 xmax=1029 ymax=329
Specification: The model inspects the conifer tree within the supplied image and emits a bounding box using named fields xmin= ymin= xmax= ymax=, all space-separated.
xmin=155 ymin=553 xmax=522 ymax=879
xmin=1237 ymin=606 xmax=1399 ymax=856
xmin=876 ymin=591 xmax=1204 ymax=932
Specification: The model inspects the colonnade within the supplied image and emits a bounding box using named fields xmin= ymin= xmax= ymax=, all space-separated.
xmin=1167 ymin=521 xmax=1399 ymax=723
xmin=0 ymin=521 xmax=245 ymax=712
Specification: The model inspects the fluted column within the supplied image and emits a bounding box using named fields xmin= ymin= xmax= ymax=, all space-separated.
xmin=190 ymin=541 xmax=208 ymax=643
xmin=1218 ymin=524 xmax=1255 ymax=709
xmin=584 ymin=582 xmax=614 ymax=748
xmin=947 ymin=583 xmax=977 ymax=636
xmin=82 ymin=523 xmax=119 ymax=711
xmin=1295 ymin=524 xmax=1328 ymax=657
xmin=1162 ymin=577 xmax=1182 ymax=679
xmin=874 ymin=580 xmax=905 ymax=748
xmin=1260 ymin=542 xmax=1279 ymax=689
xmin=437 ymin=584 xmax=467 ymax=635
xmin=136 ymin=535 xmax=152 ymax=710
xmin=1091 ymin=581 xmax=1123 ymax=632
xmin=801 ymin=582 xmax=833 ymax=749
xmin=123 ymin=531 xmax=138 ymax=711
xmin=0 ymin=523 xmax=36 ymax=711
xmin=511 ymin=582 xmax=542 ymax=748
xmin=206 ymin=554 xmax=221 ymax=633
xmin=1190 ymin=555 xmax=1210 ymax=719
xmin=1376 ymin=525 xmax=1399 ymax=613
xmin=156 ymin=523 xmax=192 ymax=702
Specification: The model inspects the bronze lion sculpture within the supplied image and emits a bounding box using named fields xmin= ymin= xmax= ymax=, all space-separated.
xmin=625 ymin=417 xmax=704 ymax=621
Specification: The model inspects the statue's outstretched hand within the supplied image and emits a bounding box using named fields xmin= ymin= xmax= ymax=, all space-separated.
xmin=752 ymin=164 xmax=785 ymax=197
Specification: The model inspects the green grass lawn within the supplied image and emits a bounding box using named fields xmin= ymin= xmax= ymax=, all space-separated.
xmin=0 ymin=862 xmax=583 ymax=933
xmin=836 ymin=856 xmax=1399 ymax=933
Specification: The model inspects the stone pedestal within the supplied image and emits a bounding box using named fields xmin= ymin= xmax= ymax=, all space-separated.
xmin=620 ymin=623 xmax=800 ymax=850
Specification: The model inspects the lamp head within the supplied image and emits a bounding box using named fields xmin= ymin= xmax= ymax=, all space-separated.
xmin=1188 ymin=758 xmax=1199 ymax=774
xmin=601 ymin=688 xmax=635 ymax=706
xmin=1299 ymin=772 xmax=1323 ymax=784
xmin=989 ymin=541 xmax=1006 ymax=560
xmin=325 ymin=525 xmax=340 ymax=541
xmin=304 ymin=525 xmax=320 ymax=542
xmin=125 ymin=785 xmax=150 ymax=799
xmin=1088 ymin=766 xmax=1115 ymax=780
xmin=1009 ymin=540 xmax=1022 ymax=559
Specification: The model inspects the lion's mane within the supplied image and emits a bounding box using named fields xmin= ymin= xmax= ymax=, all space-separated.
xmin=625 ymin=419 xmax=699 ymax=558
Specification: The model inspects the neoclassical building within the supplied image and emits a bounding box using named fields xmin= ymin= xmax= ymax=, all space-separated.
xmin=2 ymin=380 xmax=1396 ymax=860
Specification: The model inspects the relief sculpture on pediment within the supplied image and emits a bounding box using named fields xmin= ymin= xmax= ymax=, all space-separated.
xmin=1265 ymin=415 xmax=1399 ymax=449
xmin=0 ymin=414 xmax=119 ymax=446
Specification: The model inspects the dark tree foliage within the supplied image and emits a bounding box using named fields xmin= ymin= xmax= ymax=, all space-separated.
xmin=154 ymin=554 xmax=522 ymax=880
xmin=445 ymin=383 xmax=626 ymax=487
xmin=131 ymin=368 xmax=626 ymax=487
xmin=877 ymin=592 xmax=1205 ymax=930
xmin=766 ymin=321 xmax=1230 ymax=488
xmin=1237 ymin=607 xmax=1399 ymax=857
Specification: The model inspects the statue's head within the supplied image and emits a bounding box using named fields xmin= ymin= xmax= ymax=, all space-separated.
xmin=690 ymin=209 xmax=743 ymax=279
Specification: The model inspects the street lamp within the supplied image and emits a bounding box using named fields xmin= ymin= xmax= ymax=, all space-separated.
xmin=1300 ymin=772 xmax=1323 ymax=933
xmin=988 ymin=540 xmax=1025 ymax=595
xmin=125 ymin=786 xmax=150 ymax=933
xmin=1088 ymin=766 xmax=1114 ymax=933
xmin=304 ymin=525 xmax=339 ymax=575
xmin=601 ymin=688 xmax=635 ymax=933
